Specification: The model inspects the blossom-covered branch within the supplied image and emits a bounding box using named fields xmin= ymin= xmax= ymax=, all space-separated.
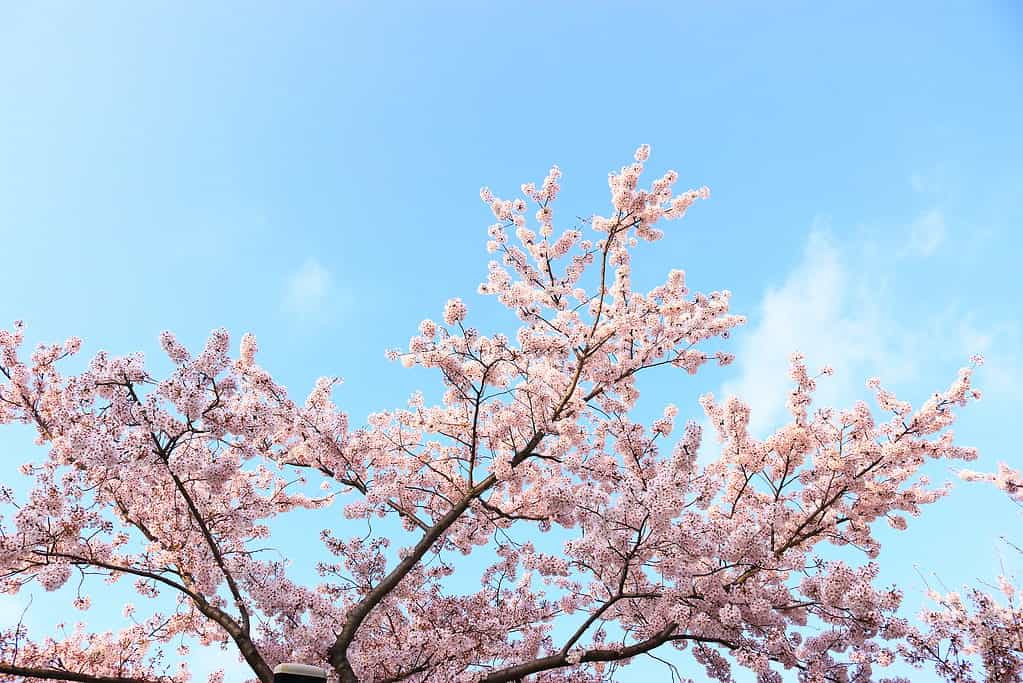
xmin=905 ymin=454 xmax=1023 ymax=682
xmin=0 ymin=147 xmax=985 ymax=682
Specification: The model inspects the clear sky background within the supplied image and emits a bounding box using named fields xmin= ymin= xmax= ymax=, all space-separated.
xmin=0 ymin=2 xmax=1020 ymax=681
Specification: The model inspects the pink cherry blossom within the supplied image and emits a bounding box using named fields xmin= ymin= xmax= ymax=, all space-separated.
xmin=0 ymin=147 xmax=986 ymax=683
xmin=904 ymin=460 xmax=1023 ymax=681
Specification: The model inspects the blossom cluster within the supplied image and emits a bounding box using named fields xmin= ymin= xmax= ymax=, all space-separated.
xmin=0 ymin=147 xmax=988 ymax=683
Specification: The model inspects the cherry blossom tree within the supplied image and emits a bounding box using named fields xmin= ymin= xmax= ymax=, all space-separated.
xmin=0 ymin=147 xmax=986 ymax=682
xmin=902 ymin=461 xmax=1023 ymax=682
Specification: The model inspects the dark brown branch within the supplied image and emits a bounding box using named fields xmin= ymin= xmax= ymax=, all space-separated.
xmin=0 ymin=664 xmax=163 ymax=683
xmin=483 ymin=622 xmax=684 ymax=682
xmin=326 ymin=430 xmax=536 ymax=682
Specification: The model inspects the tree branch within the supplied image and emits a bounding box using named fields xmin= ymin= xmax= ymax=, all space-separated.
xmin=0 ymin=664 xmax=164 ymax=683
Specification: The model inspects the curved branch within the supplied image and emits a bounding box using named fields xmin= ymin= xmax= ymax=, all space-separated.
xmin=26 ymin=550 xmax=271 ymax=683
xmin=0 ymin=664 xmax=164 ymax=683
xmin=483 ymin=622 xmax=695 ymax=682
xmin=327 ymin=428 xmax=548 ymax=681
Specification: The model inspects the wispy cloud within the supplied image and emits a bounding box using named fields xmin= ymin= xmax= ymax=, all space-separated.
xmin=699 ymin=228 xmax=913 ymax=454
xmin=909 ymin=164 xmax=952 ymax=196
xmin=955 ymin=315 xmax=1021 ymax=399
xmin=908 ymin=209 xmax=946 ymax=256
xmin=283 ymin=258 xmax=334 ymax=322
xmin=905 ymin=165 xmax=952 ymax=257
xmin=698 ymin=203 xmax=1012 ymax=462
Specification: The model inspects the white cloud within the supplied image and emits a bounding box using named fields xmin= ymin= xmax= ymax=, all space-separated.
xmin=908 ymin=209 xmax=946 ymax=256
xmin=283 ymin=259 xmax=334 ymax=321
xmin=956 ymin=316 xmax=1021 ymax=399
xmin=699 ymin=229 xmax=915 ymax=454
xmin=697 ymin=200 xmax=1015 ymax=464
xmin=910 ymin=172 xmax=936 ymax=195
xmin=910 ymin=164 xmax=951 ymax=195
xmin=906 ymin=165 xmax=951 ymax=256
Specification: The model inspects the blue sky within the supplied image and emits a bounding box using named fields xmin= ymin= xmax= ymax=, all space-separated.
xmin=0 ymin=2 xmax=1020 ymax=681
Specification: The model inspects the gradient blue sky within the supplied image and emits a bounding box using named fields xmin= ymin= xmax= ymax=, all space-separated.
xmin=1 ymin=2 xmax=1020 ymax=681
